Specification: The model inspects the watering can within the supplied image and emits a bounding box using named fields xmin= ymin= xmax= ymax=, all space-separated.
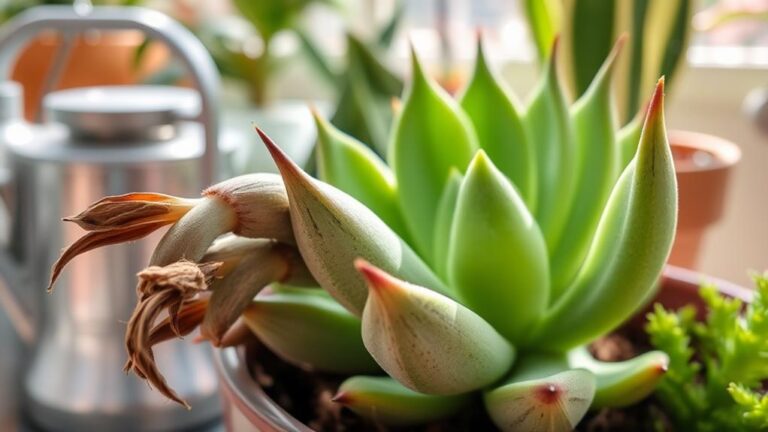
xmin=0 ymin=6 xmax=223 ymax=431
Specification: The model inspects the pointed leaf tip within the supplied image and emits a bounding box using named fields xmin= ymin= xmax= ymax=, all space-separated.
xmin=256 ymin=127 xmax=306 ymax=182
xmin=646 ymin=77 xmax=666 ymax=122
xmin=355 ymin=258 xmax=400 ymax=296
xmin=331 ymin=391 xmax=351 ymax=404
xmin=408 ymin=41 xmax=420 ymax=70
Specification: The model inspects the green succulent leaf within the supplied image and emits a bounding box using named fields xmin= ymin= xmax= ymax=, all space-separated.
xmin=523 ymin=0 xmax=562 ymax=62
xmin=243 ymin=286 xmax=380 ymax=374
xmin=231 ymin=0 xmax=313 ymax=41
xmin=568 ymin=0 xmax=616 ymax=98
xmin=459 ymin=39 xmax=536 ymax=209
xmin=357 ymin=260 xmax=515 ymax=395
xmin=568 ymin=346 xmax=669 ymax=408
xmin=313 ymin=109 xmax=408 ymax=238
xmin=727 ymin=383 xmax=768 ymax=429
xmin=432 ymin=169 xmax=462 ymax=281
xmin=330 ymin=63 xmax=395 ymax=157
xmin=484 ymin=354 xmax=596 ymax=432
xmin=549 ymin=37 xmax=623 ymax=296
xmin=347 ymin=34 xmax=404 ymax=97
xmin=333 ymin=376 xmax=471 ymax=427
xmin=525 ymin=38 xmax=577 ymax=261
xmin=258 ymin=129 xmax=451 ymax=317
xmin=535 ymin=79 xmax=677 ymax=351
xmin=389 ymin=47 xmax=478 ymax=262
xmin=377 ymin=0 xmax=404 ymax=48
xmin=448 ymin=151 xmax=549 ymax=345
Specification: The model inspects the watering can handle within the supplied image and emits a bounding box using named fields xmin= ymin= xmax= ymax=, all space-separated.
xmin=0 ymin=5 xmax=220 ymax=187
xmin=0 ymin=6 xmax=220 ymax=343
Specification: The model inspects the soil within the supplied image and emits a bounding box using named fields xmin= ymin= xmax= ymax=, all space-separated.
xmin=248 ymin=324 xmax=673 ymax=432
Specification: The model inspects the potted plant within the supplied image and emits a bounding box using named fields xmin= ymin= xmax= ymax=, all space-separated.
xmin=2 ymin=0 xmax=167 ymax=121
xmin=645 ymin=271 xmax=768 ymax=430
xmin=46 ymin=34 xmax=694 ymax=430
xmin=522 ymin=0 xmax=742 ymax=269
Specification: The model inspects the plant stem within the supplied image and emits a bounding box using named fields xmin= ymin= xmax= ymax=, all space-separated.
xmin=250 ymin=37 xmax=272 ymax=107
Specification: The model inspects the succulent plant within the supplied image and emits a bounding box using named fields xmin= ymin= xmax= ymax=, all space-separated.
xmin=49 ymin=36 xmax=677 ymax=431
xmin=647 ymin=273 xmax=768 ymax=431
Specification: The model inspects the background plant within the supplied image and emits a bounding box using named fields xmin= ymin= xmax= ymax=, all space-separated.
xmin=50 ymin=36 xmax=678 ymax=431
xmin=190 ymin=0 xmax=334 ymax=106
xmin=647 ymin=272 xmax=768 ymax=431
xmin=523 ymin=0 xmax=693 ymax=125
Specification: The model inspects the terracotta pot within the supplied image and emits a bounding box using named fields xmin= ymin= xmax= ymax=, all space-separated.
xmin=214 ymin=266 xmax=752 ymax=432
xmin=668 ymin=131 xmax=741 ymax=269
xmin=11 ymin=30 xmax=168 ymax=121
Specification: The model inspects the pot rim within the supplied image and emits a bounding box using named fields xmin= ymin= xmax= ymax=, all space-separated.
xmin=214 ymin=265 xmax=753 ymax=430
xmin=668 ymin=130 xmax=742 ymax=173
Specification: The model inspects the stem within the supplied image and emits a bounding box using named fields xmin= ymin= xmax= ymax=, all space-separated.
xmin=151 ymin=196 xmax=237 ymax=266
xmin=249 ymin=38 xmax=273 ymax=107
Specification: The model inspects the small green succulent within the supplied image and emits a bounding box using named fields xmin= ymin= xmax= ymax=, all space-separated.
xmin=647 ymin=272 xmax=768 ymax=431
xmin=50 ymin=36 xmax=677 ymax=431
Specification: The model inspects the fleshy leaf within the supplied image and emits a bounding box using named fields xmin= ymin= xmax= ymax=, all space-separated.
xmin=313 ymin=109 xmax=408 ymax=238
xmin=259 ymin=128 xmax=451 ymax=316
xmin=243 ymin=286 xmax=380 ymax=374
xmin=333 ymin=376 xmax=470 ymax=427
xmin=330 ymin=35 xmax=402 ymax=156
xmin=568 ymin=347 xmax=669 ymax=408
xmin=357 ymin=260 xmax=515 ymax=395
xmin=459 ymin=38 xmax=536 ymax=209
xmin=523 ymin=0 xmax=562 ymax=61
xmin=549 ymin=37 xmax=624 ymax=296
xmin=484 ymin=354 xmax=595 ymax=432
xmin=389 ymin=46 xmax=478 ymax=261
xmin=448 ymin=151 xmax=549 ymax=344
xmin=568 ymin=0 xmax=616 ymax=98
xmin=200 ymin=240 xmax=313 ymax=345
xmin=432 ymin=169 xmax=462 ymax=280
xmin=534 ymin=79 xmax=677 ymax=350
xmin=524 ymin=38 xmax=576 ymax=262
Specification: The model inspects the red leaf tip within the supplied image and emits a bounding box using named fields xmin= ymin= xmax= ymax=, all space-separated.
xmin=255 ymin=126 xmax=307 ymax=183
xmin=354 ymin=259 xmax=399 ymax=295
xmin=331 ymin=391 xmax=352 ymax=404
xmin=645 ymin=77 xmax=666 ymax=123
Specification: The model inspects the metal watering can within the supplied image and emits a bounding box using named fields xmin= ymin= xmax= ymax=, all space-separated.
xmin=0 ymin=6 xmax=222 ymax=431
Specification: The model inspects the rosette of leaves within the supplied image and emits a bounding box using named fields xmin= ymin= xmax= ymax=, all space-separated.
xmin=50 ymin=36 xmax=678 ymax=431
xmin=647 ymin=272 xmax=768 ymax=431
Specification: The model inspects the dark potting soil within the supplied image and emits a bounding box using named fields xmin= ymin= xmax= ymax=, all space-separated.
xmin=248 ymin=325 xmax=673 ymax=432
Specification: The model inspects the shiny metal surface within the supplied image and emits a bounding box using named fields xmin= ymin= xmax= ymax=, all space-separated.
xmin=0 ymin=5 xmax=225 ymax=431
xmin=45 ymin=86 xmax=200 ymax=141
xmin=0 ymin=5 xmax=220 ymax=187
xmin=4 ymin=127 xmax=221 ymax=431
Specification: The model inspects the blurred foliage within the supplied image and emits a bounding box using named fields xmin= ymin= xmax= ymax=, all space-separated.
xmin=523 ymin=0 xmax=693 ymax=125
xmin=0 ymin=0 xmax=141 ymax=22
